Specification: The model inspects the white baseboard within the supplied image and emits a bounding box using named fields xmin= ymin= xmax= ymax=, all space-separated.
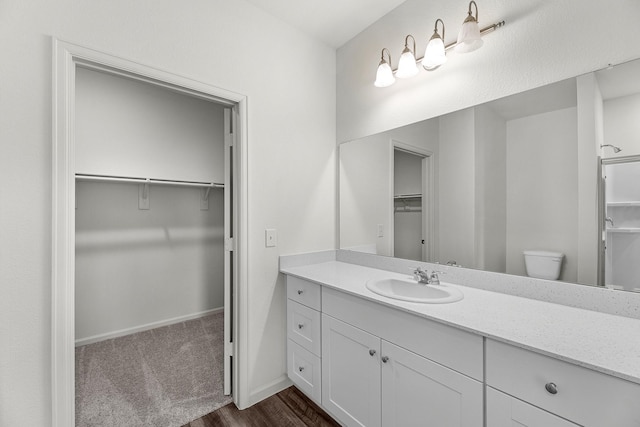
xmin=246 ymin=374 xmax=292 ymax=408
xmin=75 ymin=307 xmax=224 ymax=347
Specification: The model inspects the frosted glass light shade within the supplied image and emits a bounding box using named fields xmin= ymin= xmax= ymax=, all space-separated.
xmin=455 ymin=19 xmax=483 ymax=53
xmin=396 ymin=50 xmax=419 ymax=78
xmin=374 ymin=61 xmax=395 ymax=87
xmin=423 ymin=36 xmax=447 ymax=69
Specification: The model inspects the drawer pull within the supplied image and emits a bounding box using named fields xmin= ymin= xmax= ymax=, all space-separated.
xmin=545 ymin=382 xmax=558 ymax=395
xmin=381 ymin=356 xmax=389 ymax=363
xmin=298 ymin=366 xmax=304 ymax=372
xmin=297 ymin=323 xmax=304 ymax=329
xmin=297 ymin=289 xmax=304 ymax=295
xmin=369 ymin=349 xmax=376 ymax=356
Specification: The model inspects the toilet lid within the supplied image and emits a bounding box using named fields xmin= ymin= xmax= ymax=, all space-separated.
xmin=523 ymin=250 xmax=564 ymax=258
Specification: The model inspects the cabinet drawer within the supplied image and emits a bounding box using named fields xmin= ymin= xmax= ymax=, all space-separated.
xmin=288 ymin=339 xmax=321 ymax=404
xmin=486 ymin=339 xmax=640 ymax=427
xmin=486 ymin=387 xmax=578 ymax=427
xmin=287 ymin=276 xmax=321 ymax=310
xmin=287 ymin=300 xmax=321 ymax=355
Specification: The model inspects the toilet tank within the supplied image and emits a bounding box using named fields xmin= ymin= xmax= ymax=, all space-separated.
xmin=523 ymin=250 xmax=564 ymax=280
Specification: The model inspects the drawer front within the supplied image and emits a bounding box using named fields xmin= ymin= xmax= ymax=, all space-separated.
xmin=287 ymin=276 xmax=321 ymax=311
xmin=288 ymin=339 xmax=321 ymax=404
xmin=486 ymin=339 xmax=640 ymax=427
xmin=486 ymin=387 xmax=579 ymax=427
xmin=322 ymin=286 xmax=483 ymax=380
xmin=287 ymin=300 xmax=321 ymax=355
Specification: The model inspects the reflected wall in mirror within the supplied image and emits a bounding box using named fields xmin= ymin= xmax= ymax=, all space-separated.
xmin=339 ymin=57 xmax=640 ymax=292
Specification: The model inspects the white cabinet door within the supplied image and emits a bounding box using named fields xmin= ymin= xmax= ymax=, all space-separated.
xmin=487 ymin=387 xmax=579 ymax=427
xmin=381 ymin=341 xmax=483 ymax=427
xmin=322 ymin=314 xmax=381 ymax=427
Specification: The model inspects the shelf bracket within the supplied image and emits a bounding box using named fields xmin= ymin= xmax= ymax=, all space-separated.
xmin=139 ymin=179 xmax=150 ymax=210
xmin=200 ymin=187 xmax=211 ymax=211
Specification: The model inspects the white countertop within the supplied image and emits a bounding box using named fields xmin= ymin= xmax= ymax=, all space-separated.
xmin=281 ymin=260 xmax=640 ymax=385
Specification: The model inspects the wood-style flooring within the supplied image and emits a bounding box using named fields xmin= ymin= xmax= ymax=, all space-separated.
xmin=181 ymin=386 xmax=340 ymax=427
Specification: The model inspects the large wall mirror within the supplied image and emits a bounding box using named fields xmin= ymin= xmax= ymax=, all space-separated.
xmin=339 ymin=57 xmax=640 ymax=293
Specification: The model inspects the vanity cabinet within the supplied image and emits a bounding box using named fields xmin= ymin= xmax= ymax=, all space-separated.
xmin=486 ymin=339 xmax=640 ymax=427
xmin=319 ymin=284 xmax=483 ymax=427
xmin=285 ymin=271 xmax=640 ymax=427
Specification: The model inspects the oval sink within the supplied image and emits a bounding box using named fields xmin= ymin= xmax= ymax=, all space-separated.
xmin=365 ymin=278 xmax=463 ymax=304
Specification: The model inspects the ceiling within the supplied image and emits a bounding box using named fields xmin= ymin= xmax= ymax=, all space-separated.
xmin=243 ymin=0 xmax=408 ymax=48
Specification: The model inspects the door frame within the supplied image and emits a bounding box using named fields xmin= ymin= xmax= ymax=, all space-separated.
xmin=389 ymin=140 xmax=435 ymax=262
xmin=52 ymin=39 xmax=249 ymax=426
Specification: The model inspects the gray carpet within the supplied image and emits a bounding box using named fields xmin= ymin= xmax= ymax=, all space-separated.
xmin=75 ymin=312 xmax=232 ymax=427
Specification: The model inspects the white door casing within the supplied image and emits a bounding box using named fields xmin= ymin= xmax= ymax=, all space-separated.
xmin=52 ymin=39 xmax=249 ymax=426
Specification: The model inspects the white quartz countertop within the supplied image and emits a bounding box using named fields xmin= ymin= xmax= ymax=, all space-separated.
xmin=281 ymin=260 xmax=640 ymax=385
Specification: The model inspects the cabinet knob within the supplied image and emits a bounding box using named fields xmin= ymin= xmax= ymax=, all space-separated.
xmin=381 ymin=356 xmax=389 ymax=363
xmin=297 ymin=323 xmax=304 ymax=329
xmin=369 ymin=349 xmax=376 ymax=356
xmin=298 ymin=366 xmax=304 ymax=372
xmin=545 ymin=382 xmax=558 ymax=395
xmin=297 ymin=289 xmax=304 ymax=295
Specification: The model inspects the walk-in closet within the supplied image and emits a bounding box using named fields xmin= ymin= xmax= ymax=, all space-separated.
xmin=393 ymin=147 xmax=429 ymax=262
xmin=73 ymin=67 xmax=233 ymax=426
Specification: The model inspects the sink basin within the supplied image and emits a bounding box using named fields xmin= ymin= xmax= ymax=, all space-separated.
xmin=365 ymin=278 xmax=463 ymax=304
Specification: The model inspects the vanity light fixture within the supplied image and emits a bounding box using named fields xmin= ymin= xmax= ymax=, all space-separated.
xmin=373 ymin=1 xmax=504 ymax=87
xmin=455 ymin=1 xmax=483 ymax=53
xmin=374 ymin=48 xmax=396 ymax=88
xmin=396 ymin=35 xmax=419 ymax=78
xmin=423 ymin=19 xmax=447 ymax=70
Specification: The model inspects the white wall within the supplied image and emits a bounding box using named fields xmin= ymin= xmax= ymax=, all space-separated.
xmin=76 ymin=182 xmax=224 ymax=342
xmin=603 ymin=93 xmax=640 ymax=158
xmin=340 ymin=137 xmax=391 ymax=254
xmin=0 ymin=0 xmax=335 ymax=423
xmin=75 ymin=67 xmax=225 ymax=183
xmin=336 ymin=0 xmax=640 ymax=143
xmin=474 ymin=105 xmax=507 ymax=273
xmin=505 ymin=107 xmax=578 ymax=281
xmin=576 ymin=73 xmax=603 ymax=285
xmin=438 ymin=108 xmax=476 ymax=267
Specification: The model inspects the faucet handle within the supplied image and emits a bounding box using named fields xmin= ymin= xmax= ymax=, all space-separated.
xmin=429 ymin=270 xmax=445 ymax=285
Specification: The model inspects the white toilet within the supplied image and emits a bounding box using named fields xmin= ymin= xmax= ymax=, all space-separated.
xmin=523 ymin=250 xmax=564 ymax=280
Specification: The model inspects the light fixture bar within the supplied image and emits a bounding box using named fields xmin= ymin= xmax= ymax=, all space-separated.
xmin=390 ymin=20 xmax=505 ymax=72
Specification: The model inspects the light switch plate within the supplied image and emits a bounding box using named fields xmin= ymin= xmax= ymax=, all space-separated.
xmin=265 ymin=229 xmax=277 ymax=247
xmin=377 ymin=224 xmax=384 ymax=237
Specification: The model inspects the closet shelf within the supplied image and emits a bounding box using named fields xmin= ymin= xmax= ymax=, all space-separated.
xmin=394 ymin=206 xmax=422 ymax=213
xmin=394 ymin=193 xmax=422 ymax=200
xmin=606 ymin=227 xmax=640 ymax=234
xmin=607 ymin=201 xmax=640 ymax=207
xmin=75 ymin=174 xmax=224 ymax=188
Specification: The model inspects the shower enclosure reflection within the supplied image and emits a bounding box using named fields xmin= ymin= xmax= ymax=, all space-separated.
xmin=339 ymin=57 xmax=640 ymax=292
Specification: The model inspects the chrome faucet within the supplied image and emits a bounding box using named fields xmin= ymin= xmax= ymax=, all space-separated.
xmin=412 ymin=267 xmax=444 ymax=285
xmin=412 ymin=267 xmax=431 ymax=284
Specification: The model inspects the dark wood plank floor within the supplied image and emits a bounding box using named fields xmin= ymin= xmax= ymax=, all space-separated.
xmin=181 ymin=386 xmax=341 ymax=427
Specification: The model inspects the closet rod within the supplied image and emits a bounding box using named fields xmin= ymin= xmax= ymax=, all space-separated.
xmin=75 ymin=174 xmax=224 ymax=188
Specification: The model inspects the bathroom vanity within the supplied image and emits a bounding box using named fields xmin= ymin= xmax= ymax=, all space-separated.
xmin=281 ymin=252 xmax=640 ymax=427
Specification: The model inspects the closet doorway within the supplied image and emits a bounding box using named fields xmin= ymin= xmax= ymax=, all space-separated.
xmin=391 ymin=142 xmax=434 ymax=262
xmin=52 ymin=41 xmax=248 ymax=427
